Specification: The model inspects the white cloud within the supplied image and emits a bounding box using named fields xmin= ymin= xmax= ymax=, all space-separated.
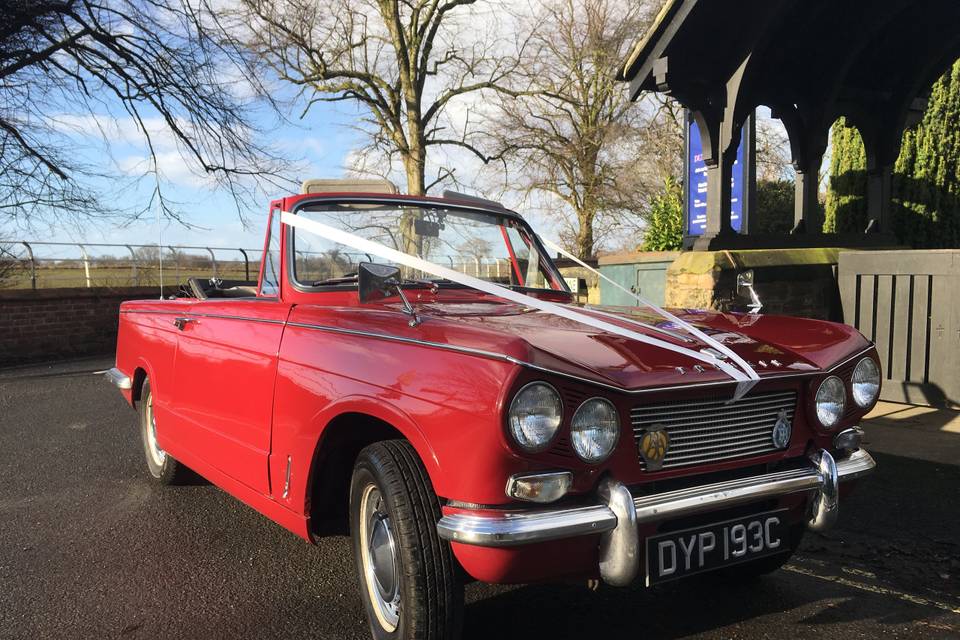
xmin=47 ymin=113 xmax=184 ymax=151
xmin=116 ymin=150 xmax=217 ymax=190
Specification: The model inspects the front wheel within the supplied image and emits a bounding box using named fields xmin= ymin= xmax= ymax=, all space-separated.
xmin=350 ymin=440 xmax=464 ymax=640
xmin=139 ymin=379 xmax=189 ymax=485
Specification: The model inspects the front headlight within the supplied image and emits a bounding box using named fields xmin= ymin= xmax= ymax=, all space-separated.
xmin=570 ymin=398 xmax=620 ymax=463
xmin=508 ymin=382 xmax=562 ymax=452
xmin=816 ymin=376 xmax=846 ymax=428
xmin=852 ymin=357 xmax=880 ymax=408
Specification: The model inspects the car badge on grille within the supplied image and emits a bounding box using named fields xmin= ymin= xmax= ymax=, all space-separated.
xmin=639 ymin=426 xmax=670 ymax=471
xmin=772 ymin=409 xmax=792 ymax=449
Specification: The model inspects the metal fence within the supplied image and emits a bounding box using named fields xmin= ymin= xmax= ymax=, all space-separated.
xmin=0 ymin=240 xmax=517 ymax=290
xmin=0 ymin=241 xmax=262 ymax=290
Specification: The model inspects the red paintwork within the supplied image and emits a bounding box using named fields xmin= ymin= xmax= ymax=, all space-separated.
xmin=113 ymin=193 xmax=879 ymax=584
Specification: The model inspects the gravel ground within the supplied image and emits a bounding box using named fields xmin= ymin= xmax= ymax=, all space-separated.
xmin=0 ymin=360 xmax=957 ymax=639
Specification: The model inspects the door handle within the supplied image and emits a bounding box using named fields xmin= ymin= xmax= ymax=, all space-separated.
xmin=173 ymin=317 xmax=194 ymax=330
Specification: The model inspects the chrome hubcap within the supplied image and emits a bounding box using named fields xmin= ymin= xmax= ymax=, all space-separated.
xmin=360 ymin=484 xmax=400 ymax=631
xmin=145 ymin=394 xmax=166 ymax=467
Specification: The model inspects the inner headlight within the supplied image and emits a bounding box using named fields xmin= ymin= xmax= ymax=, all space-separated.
xmin=852 ymin=357 xmax=880 ymax=408
xmin=570 ymin=398 xmax=620 ymax=463
xmin=508 ymin=382 xmax=562 ymax=452
xmin=815 ymin=376 xmax=846 ymax=429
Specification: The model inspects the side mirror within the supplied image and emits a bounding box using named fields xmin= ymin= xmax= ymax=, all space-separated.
xmin=736 ymin=269 xmax=763 ymax=314
xmin=357 ymin=262 xmax=423 ymax=327
xmin=358 ymin=262 xmax=401 ymax=303
xmin=735 ymin=269 xmax=754 ymax=295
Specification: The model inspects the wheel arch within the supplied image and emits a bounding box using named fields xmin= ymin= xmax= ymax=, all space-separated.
xmin=130 ymin=356 xmax=162 ymax=408
xmin=303 ymin=400 xmax=442 ymax=539
xmin=131 ymin=366 xmax=148 ymax=406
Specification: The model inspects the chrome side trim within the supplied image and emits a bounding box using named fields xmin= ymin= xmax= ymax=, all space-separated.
xmin=104 ymin=367 xmax=132 ymax=390
xmin=120 ymin=309 xmax=286 ymax=325
xmin=120 ymin=311 xmax=874 ymax=397
xmin=286 ymin=322 xmax=517 ymax=363
xmin=191 ymin=312 xmax=285 ymax=325
xmin=436 ymin=449 xmax=876 ymax=548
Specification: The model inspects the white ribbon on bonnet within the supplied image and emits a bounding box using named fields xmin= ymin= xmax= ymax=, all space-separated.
xmin=538 ymin=236 xmax=760 ymax=385
xmin=281 ymin=211 xmax=759 ymax=400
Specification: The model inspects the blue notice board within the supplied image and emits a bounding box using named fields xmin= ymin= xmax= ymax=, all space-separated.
xmin=685 ymin=115 xmax=751 ymax=236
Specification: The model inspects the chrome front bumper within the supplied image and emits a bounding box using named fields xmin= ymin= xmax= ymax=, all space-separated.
xmin=437 ymin=448 xmax=876 ymax=585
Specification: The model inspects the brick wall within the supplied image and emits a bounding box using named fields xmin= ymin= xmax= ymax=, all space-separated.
xmin=0 ymin=287 xmax=171 ymax=368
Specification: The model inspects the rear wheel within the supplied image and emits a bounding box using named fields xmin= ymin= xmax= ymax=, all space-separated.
xmin=139 ymin=379 xmax=188 ymax=485
xmin=350 ymin=440 xmax=463 ymax=640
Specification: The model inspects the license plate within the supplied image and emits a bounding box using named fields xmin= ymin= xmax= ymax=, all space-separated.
xmin=645 ymin=509 xmax=788 ymax=586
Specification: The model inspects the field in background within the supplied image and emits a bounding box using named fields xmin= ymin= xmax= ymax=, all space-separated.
xmin=2 ymin=263 xmax=255 ymax=290
xmin=0 ymin=242 xmax=260 ymax=290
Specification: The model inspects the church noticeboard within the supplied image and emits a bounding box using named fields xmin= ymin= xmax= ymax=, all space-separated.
xmin=684 ymin=112 xmax=753 ymax=240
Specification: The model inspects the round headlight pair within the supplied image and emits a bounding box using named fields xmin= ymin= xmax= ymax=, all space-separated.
xmin=815 ymin=357 xmax=880 ymax=428
xmin=507 ymin=383 xmax=619 ymax=463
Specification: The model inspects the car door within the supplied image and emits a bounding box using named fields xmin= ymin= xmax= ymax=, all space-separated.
xmin=167 ymin=208 xmax=289 ymax=495
xmin=168 ymin=298 xmax=291 ymax=494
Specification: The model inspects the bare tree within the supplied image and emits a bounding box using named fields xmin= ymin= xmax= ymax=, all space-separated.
xmin=0 ymin=243 xmax=22 ymax=287
xmin=232 ymin=0 xmax=526 ymax=198
xmin=490 ymin=0 xmax=666 ymax=259
xmin=0 ymin=0 xmax=290 ymax=227
xmin=756 ymin=115 xmax=795 ymax=183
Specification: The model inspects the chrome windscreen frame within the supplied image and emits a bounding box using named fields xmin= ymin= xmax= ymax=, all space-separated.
xmin=284 ymin=195 xmax=572 ymax=296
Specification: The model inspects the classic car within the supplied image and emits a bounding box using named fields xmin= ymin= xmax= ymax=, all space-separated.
xmin=106 ymin=181 xmax=878 ymax=640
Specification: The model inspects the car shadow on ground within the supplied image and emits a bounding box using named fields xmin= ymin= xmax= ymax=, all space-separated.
xmin=463 ymin=567 xmax=945 ymax=640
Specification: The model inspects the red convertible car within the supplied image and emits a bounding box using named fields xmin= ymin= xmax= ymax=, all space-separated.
xmin=107 ymin=183 xmax=877 ymax=640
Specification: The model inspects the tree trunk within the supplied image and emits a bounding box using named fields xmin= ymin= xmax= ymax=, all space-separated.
xmin=400 ymin=145 xmax=427 ymax=256
xmin=403 ymin=149 xmax=426 ymax=196
xmin=575 ymin=208 xmax=595 ymax=259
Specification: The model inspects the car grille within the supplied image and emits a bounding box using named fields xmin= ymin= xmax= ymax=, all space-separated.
xmin=631 ymin=390 xmax=798 ymax=470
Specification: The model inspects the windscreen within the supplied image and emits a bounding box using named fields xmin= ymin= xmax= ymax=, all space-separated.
xmin=289 ymin=202 xmax=567 ymax=292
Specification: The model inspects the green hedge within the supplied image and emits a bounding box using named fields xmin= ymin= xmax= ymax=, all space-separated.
xmin=825 ymin=59 xmax=960 ymax=247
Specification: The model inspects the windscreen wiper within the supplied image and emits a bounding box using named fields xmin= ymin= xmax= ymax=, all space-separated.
xmin=310 ymin=273 xmax=358 ymax=286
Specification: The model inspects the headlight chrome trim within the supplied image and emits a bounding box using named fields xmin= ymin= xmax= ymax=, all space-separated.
xmin=570 ymin=396 xmax=621 ymax=464
xmin=815 ymin=375 xmax=846 ymax=429
xmin=851 ymin=356 xmax=881 ymax=409
xmin=507 ymin=381 xmax=563 ymax=453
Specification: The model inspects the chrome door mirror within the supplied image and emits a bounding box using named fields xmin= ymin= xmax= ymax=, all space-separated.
xmin=736 ymin=269 xmax=763 ymax=313
xmin=357 ymin=262 xmax=421 ymax=327
xmin=358 ymin=262 xmax=402 ymax=304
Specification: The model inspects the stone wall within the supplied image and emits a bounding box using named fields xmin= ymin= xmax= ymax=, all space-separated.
xmin=0 ymin=287 xmax=170 ymax=368
xmin=665 ymin=248 xmax=844 ymax=320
